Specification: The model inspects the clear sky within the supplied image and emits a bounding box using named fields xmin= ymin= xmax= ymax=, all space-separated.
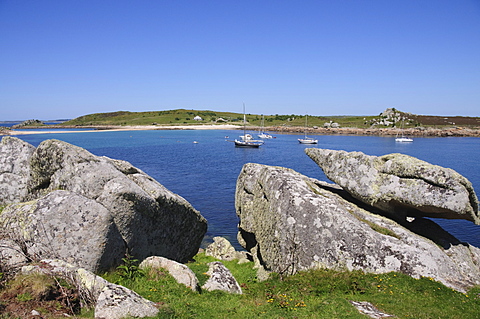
xmin=1 ymin=0 xmax=479 ymax=120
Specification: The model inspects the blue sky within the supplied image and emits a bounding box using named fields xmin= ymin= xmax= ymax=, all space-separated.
xmin=1 ymin=1 xmax=479 ymax=120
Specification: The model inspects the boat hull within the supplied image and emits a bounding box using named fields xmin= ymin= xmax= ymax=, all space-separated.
xmin=298 ymin=138 xmax=318 ymax=144
xmin=258 ymin=133 xmax=273 ymax=139
xmin=234 ymin=140 xmax=263 ymax=147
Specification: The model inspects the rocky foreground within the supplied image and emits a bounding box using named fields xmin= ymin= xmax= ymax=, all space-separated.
xmin=0 ymin=136 xmax=207 ymax=272
xmin=235 ymin=150 xmax=480 ymax=292
xmin=1 ymin=136 xmax=480 ymax=318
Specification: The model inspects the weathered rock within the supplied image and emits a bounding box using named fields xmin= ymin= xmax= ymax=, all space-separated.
xmin=0 ymin=138 xmax=207 ymax=272
xmin=235 ymin=163 xmax=480 ymax=292
xmin=0 ymin=190 xmax=125 ymax=271
xmin=139 ymin=256 xmax=200 ymax=291
xmin=205 ymin=236 xmax=239 ymax=261
xmin=0 ymin=136 xmax=35 ymax=205
xmin=201 ymin=261 xmax=242 ymax=294
xmin=95 ymin=284 xmax=159 ymax=319
xmin=11 ymin=119 xmax=44 ymax=128
xmin=349 ymin=301 xmax=394 ymax=318
xmin=22 ymin=259 xmax=159 ymax=319
xmin=205 ymin=237 xmax=252 ymax=264
xmin=305 ymin=148 xmax=480 ymax=224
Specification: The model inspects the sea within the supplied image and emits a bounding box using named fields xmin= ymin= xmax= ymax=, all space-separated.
xmin=5 ymin=127 xmax=480 ymax=249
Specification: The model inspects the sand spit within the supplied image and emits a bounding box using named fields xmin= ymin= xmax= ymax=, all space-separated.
xmin=3 ymin=124 xmax=241 ymax=136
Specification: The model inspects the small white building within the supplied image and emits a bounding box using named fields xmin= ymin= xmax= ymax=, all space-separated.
xmin=324 ymin=121 xmax=340 ymax=128
xmin=193 ymin=116 xmax=203 ymax=121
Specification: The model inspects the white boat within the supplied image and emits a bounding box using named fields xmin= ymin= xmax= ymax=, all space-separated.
xmin=258 ymin=115 xmax=273 ymax=139
xmin=235 ymin=104 xmax=264 ymax=148
xmin=395 ymin=136 xmax=413 ymax=143
xmin=234 ymin=139 xmax=264 ymax=147
xmin=298 ymin=137 xmax=318 ymax=144
xmin=395 ymin=118 xmax=413 ymax=143
xmin=240 ymin=133 xmax=253 ymax=141
xmin=258 ymin=132 xmax=273 ymax=139
xmin=298 ymin=114 xmax=318 ymax=144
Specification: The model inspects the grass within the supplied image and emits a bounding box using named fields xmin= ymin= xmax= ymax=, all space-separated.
xmin=99 ymin=252 xmax=480 ymax=319
xmin=17 ymin=108 xmax=479 ymax=128
xmin=54 ymin=109 xmax=381 ymax=128
xmin=1 ymin=253 xmax=479 ymax=318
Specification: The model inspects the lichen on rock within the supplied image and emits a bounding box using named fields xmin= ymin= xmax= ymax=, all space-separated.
xmin=235 ymin=162 xmax=480 ymax=292
xmin=305 ymin=148 xmax=479 ymax=224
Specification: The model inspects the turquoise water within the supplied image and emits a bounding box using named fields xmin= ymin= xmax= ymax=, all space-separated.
xmin=12 ymin=129 xmax=480 ymax=249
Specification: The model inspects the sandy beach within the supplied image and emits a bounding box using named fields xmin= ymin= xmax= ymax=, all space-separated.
xmin=3 ymin=123 xmax=480 ymax=137
xmin=4 ymin=124 xmax=242 ymax=135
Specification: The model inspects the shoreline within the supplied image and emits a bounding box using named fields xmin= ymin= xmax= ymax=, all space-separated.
xmin=2 ymin=124 xmax=241 ymax=136
xmin=2 ymin=124 xmax=480 ymax=137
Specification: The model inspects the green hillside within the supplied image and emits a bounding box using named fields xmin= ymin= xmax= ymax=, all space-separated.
xmin=50 ymin=109 xmax=480 ymax=129
xmin=62 ymin=109 xmax=378 ymax=128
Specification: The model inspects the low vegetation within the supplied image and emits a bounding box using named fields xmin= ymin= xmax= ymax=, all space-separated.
xmin=62 ymin=110 xmax=398 ymax=128
xmin=37 ymin=109 xmax=480 ymax=129
xmin=3 ymin=252 xmax=477 ymax=318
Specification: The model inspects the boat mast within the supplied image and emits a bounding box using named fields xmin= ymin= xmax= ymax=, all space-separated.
xmin=243 ymin=103 xmax=246 ymax=137
xmin=304 ymin=114 xmax=308 ymax=138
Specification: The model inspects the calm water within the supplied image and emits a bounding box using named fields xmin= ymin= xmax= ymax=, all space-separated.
xmin=10 ymin=129 xmax=480 ymax=249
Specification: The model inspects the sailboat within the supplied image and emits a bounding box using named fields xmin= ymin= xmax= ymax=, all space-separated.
xmin=298 ymin=114 xmax=318 ymax=144
xmin=235 ymin=105 xmax=264 ymax=148
xmin=395 ymin=118 xmax=413 ymax=143
xmin=258 ymin=115 xmax=273 ymax=139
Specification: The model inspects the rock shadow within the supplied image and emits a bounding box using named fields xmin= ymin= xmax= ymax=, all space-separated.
xmin=313 ymin=181 xmax=469 ymax=250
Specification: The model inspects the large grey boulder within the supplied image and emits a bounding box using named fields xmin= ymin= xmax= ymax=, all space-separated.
xmin=0 ymin=190 xmax=125 ymax=271
xmin=305 ymin=148 xmax=480 ymax=224
xmin=0 ymin=136 xmax=35 ymax=205
xmin=235 ymin=163 xmax=480 ymax=292
xmin=0 ymin=137 xmax=207 ymax=271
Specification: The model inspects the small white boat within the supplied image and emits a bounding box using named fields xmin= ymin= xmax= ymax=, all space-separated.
xmin=258 ymin=132 xmax=273 ymax=139
xmin=258 ymin=115 xmax=273 ymax=139
xmin=395 ymin=136 xmax=413 ymax=143
xmin=298 ymin=137 xmax=318 ymax=144
xmin=298 ymin=114 xmax=318 ymax=144
xmin=395 ymin=118 xmax=413 ymax=143
xmin=240 ymin=133 xmax=253 ymax=141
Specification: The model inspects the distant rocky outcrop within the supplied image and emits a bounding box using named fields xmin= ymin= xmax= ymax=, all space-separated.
xmin=368 ymin=108 xmax=414 ymax=127
xmin=0 ymin=137 xmax=207 ymax=272
xmin=235 ymin=163 xmax=480 ymax=292
xmin=11 ymin=119 xmax=44 ymax=128
xmin=305 ymin=148 xmax=479 ymax=225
